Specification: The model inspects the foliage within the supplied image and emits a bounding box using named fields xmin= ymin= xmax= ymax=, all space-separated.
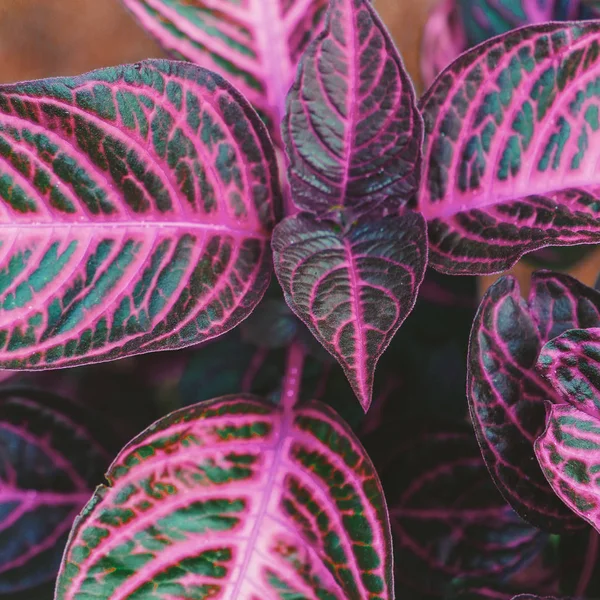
xmin=0 ymin=0 xmax=598 ymax=598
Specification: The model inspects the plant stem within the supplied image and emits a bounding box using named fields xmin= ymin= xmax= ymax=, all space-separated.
xmin=577 ymin=530 xmax=599 ymax=597
xmin=282 ymin=342 xmax=305 ymax=411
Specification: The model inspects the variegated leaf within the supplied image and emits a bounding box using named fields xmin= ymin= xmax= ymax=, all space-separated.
xmin=0 ymin=59 xmax=280 ymax=369
xmin=56 ymin=395 xmax=393 ymax=599
xmin=273 ymin=212 xmax=428 ymax=411
xmin=284 ymin=0 xmax=422 ymax=220
xmin=536 ymin=403 xmax=600 ymax=534
xmin=0 ymin=390 xmax=110 ymax=594
xmin=419 ymin=22 xmax=600 ymax=275
xmin=468 ymin=271 xmax=600 ymax=531
xmin=120 ymin=0 xmax=327 ymax=144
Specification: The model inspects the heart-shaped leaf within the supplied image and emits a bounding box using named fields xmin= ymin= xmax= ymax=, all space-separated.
xmin=383 ymin=424 xmax=546 ymax=598
xmin=283 ymin=0 xmax=422 ymax=220
xmin=56 ymin=395 xmax=394 ymax=599
xmin=419 ymin=22 xmax=600 ymax=275
xmin=0 ymin=390 xmax=110 ymax=594
xmin=273 ymin=212 xmax=428 ymax=411
xmin=538 ymin=327 xmax=600 ymax=418
xmin=468 ymin=271 xmax=600 ymax=531
xmin=120 ymin=0 xmax=327 ymax=143
xmin=0 ymin=59 xmax=280 ymax=370
xmin=536 ymin=403 xmax=600 ymax=533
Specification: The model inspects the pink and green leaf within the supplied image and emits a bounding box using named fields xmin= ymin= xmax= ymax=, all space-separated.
xmin=419 ymin=22 xmax=600 ymax=275
xmin=468 ymin=271 xmax=600 ymax=531
xmin=283 ymin=0 xmax=422 ymax=220
xmin=273 ymin=212 xmax=428 ymax=411
xmin=535 ymin=403 xmax=600 ymax=534
xmin=0 ymin=391 xmax=110 ymax=594
xmin=120 ymin=0 xmax=327 ymax=144
xmin=0 ymin=59 xmax=280 ymax=370
xmin=383 ymin=425 xmax=546 ymax=597
xmin=538 ymin=327 xmax=600 ymax=418
xmin=56 ymin=395 xmax=394 ymax=599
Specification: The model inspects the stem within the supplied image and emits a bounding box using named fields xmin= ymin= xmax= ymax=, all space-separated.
xmin=576 ymin=530 xmax=599 ymax=597
xmin=282 ymin=342 xmax=305 ymax=411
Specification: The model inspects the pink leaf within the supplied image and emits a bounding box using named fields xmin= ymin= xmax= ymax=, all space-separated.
xmin=55 ymin=395 xmax=394 ymax=599
xmin=0 ymin=59 xmax=280 ymax=369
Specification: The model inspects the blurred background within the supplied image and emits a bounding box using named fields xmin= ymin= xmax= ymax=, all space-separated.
xmin=0 ymin=0 xmax=597 ymax=288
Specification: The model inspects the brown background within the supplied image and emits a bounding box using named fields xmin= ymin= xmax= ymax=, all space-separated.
xmin=0 ymin=0 xmax=597 ymax=289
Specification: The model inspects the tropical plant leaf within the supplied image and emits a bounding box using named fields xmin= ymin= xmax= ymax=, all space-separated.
xmin=0 ymin=59 xmax=280 ymax=370
xmin=420 ymin=0 xmax=467 ymax=89
xmin=283 ymin=0 xmax=422 ymax=220
xmin=0 ymin=390 xmax=110 ymax=594
xmin=273 ymin=212 xmax=428 ymax=410
xmin=56 ymin=394 xmax=393 ymax=600
xmin=538 ymin=327 xmax=600 ymax=417
xmin=383 ymin=424 xmax=546 ymax=598
xmin=120 ymin=0 xmax=327 ymax=143
xmin=457 ymin=0 xmax=559 ymax=47
xmin=419 ymin=22 xmax=600 ymax=275
xmin=468 ymin=271 xmax=600 ymax=531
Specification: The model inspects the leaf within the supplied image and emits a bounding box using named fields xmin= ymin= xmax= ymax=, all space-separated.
xmin=56 ymin=395 xmax=394 ymax=600
xmin=383 ymin=424 xmax=546 ymax=598
xmin=273 ymin=212 xmax=428 ymax=410
xmin=420 ymin=0 xmax=467 ymax=89
xmin=419 ymin=22 xmax=600 ymax=275
xmin=120 ymin=0 xmax=327 ymax=144
xmin=284 ymin=0 xmax=422 ymax=220
xmin=0 ymin=59 xmax=280 ymax=370
xmin=558 ymin=528 xmax=600 ymax=598
xmin=0 ymin=390 xmax=110 ymax=594
xmin=536 ymin=405 xmax=600 ymax=534
xmin=456 ymin=0 xmax=558 ymax=47
xmin=538 ymin=327 xmax=600 ymax=418
xmin=468 ymin=271 xmax=600 ymax=531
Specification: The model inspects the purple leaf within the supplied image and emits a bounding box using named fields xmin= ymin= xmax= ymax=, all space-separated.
xmin=420 ymin=0 xmax=467 ymax=89
xmin=419 ymin=22 xmax=600 ymax=275
xmin=468 ymin=271 xmax=600 ymax=531
xmin=0 ymin=59 xmax=280 ymax=370
xmin=272 ymin=212 xmax=428 ymax=410
xmin=535 ymin=403 xmax=600 ymax=534
xmin=120 ymin=0 xmax=327 ymax=144
xmin=383 ymin=425 xmax=546 ymax=597
xmin=0 ymin=390 xmax=110 ymax=594
xmin=538 ymin=327 xmax=600 ymax=418
xmin=283 ymin=0 xmax=422 ymax=220
xmin=56 ymin=395 xmax=394 ymax=599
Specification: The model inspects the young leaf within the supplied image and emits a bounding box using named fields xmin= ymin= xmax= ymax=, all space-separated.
xmin=419 ymin=22 xmax=600 ymax=275
xmin=0 ymin=390 xmax=110 ymax=594
xmin=538 ymin=327 xmax=600 ymax=417
xmin=273 ymin=212 xmax=428 ymax=411
xmin=0 ymin=59 xmax=280 ymax=370
xmin=536 ymin=403 xmax=600 ymax=534
xmin=468 ymin=271 xmax=600 ymax=531
xmin=56 ymin=396 xmax=394 ymax=599
xmin=284 ymin=0 xmax=422 ymax=220
xmin=120 ymin=0 xmax=327 ymax=143
xmin=383 ymin=425 xmax=546 ymax=598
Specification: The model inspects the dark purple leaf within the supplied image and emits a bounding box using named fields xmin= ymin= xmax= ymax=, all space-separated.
xmin=273 ymin=212 xmax=428 ymax=410
xmin=382 ymin=424 xmax=546 ymax=598
xmin=0 ymin=390 xmax=110 ymax=594
xmin=419 ymin=22 xmax=600 ymax=275
xmin=284 ymin=0 xmax=422 ymax=220
xmin=468 ymin=271 xmax=600 ymax=531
